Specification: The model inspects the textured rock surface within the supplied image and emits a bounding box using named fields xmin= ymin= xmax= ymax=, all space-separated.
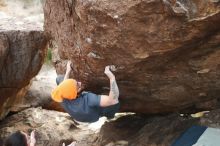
xmin=1 ymin=108 xmax=220 ymax=146
xmin=44 ymin=0 xmax=220 ymax=114
xmin=22 ymin=64 xmax=66 ymax=112
xmin=0 ymin=17 xmax=48 ymax=119
xmin=0 ymin=107 xmax=101 ymax=146
xmin=97 ymin=110 xmax=220 ymax=146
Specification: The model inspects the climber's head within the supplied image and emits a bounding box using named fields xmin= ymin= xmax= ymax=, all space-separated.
xmin=5 ymin=131 xmax=30 ymax=146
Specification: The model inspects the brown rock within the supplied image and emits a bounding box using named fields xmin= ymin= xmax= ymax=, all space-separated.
xmin=97 ymin=110 xmax=220 ymax=146
xmin=44 ymin=0 xmax=220 ymax=113
xmin=1 ymin=108 xmax=220 ymax=146
xmin=0 ymin=107 xmax=98 ymax=146
xmin=0 ymin=17 xmax=48 ymax=119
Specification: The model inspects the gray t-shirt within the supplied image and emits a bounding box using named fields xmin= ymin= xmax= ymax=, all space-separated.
xmin=61 ymin=92 xmax=120 ymax=122
xmin=61 ymin=92 xmax=101 ymax=122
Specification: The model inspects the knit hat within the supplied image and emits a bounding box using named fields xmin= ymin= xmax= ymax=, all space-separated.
xmin=51 ymin=79 xmax=78 ymax=102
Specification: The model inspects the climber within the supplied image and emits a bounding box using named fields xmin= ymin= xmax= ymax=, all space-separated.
xmin=4 ymin=130 xmax=36 ymax=146
xmin=51 ymin=61 xmax=120 ymax=123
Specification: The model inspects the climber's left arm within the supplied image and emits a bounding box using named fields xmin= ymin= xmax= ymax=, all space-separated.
xmin=64 ymin=61 xmax=72 ymax=80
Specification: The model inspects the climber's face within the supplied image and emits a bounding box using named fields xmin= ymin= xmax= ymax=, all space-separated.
xmin=77 ymin=81 xmax=82 ymax=93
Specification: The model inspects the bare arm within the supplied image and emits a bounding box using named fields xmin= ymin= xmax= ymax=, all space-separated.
xmin=29 ymin=131 xmax=36 ymax=146
xmin=100 ymin=66 xmax=119 ymax=107
xmin=64 ymin=61 xmax=72 ymax=80
xmin=109 ymin=77 xmax=119 ymax=100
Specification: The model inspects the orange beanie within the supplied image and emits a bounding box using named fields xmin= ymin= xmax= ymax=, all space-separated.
xmin=51 ymin=79 xmax=78 ymax=102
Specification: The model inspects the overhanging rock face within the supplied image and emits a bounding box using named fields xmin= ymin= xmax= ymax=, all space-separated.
xmin=44 ymin=0 xmax=220 ymax=114
xmin=0 ymin=18 xmax=48 ymax=119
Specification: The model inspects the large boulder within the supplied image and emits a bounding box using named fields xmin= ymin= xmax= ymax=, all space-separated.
xmin=97 ymin=110 xmax=220 ymax=146
xmin=44 ymin=0 xmax=220 ymax=114
xmin=0 ymin=107 xmax=100 ymax=146
xmin=0 ymin=17 xmax=48 ymax=119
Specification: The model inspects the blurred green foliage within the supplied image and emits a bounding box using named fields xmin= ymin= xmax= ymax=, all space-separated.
xmin=45 ymin=48 xmax=52 ymax=64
